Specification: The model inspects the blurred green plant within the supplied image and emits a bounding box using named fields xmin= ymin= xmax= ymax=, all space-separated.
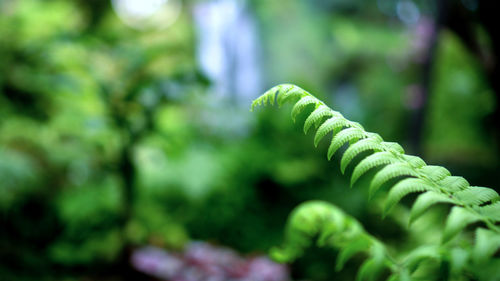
xmin=0 ymin=0 xmax=203 ymax=278
xmin=1 ymin=0 xmax=498 ymax=280
xmin=252 ymin=84 xmax=500 ymax=281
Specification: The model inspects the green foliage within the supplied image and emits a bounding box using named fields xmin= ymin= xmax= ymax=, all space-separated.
xmin=271 ymin=201 xmax=392 ymax=281
xmin=426 ymin=31 xmax=496 ymax=165
xmin=252 ymin=84 xmax=500 ymax=280
xmin=0 ymin=0 xmax=201 ymax=277
xmin=1 ymin=0 xmax=497 ymax=280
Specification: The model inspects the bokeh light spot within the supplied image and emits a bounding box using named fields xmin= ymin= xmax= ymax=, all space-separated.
xmin=112 ymin=0 xmax=181 ymax=30
xmin=397 ymin=0 xmax=420 ymax=26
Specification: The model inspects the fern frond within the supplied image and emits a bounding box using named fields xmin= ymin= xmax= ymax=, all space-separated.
xmin=409 ymin=191 xmax=454 ymax=224
xmin=356 ymin=245 xmax=386 ymax=281
xmin=250 ymin=86 xmax=278 ymax=111
xmin=369 ymin=163 xmax=418 ymax=198
xmin=381 ymin=141 xmax=405 ymax=154
xmin=449 ymin=248 xmax=470 ymax=277
xmin=401 ymin=155 xmax=426 ymax=169
xmin=327 ymin=127 xmax=366 ymax=160
xmin=383 ymin=178 xmax=432 ymax=217
xmin=454 ymin=187 xmax=499 ymax=206
xmin=443 ymin=207 xmax=481 ymax=242
xmin=476 ymin=201 xmax=500 ymax=222
xmin=340 ymin=137 xmax=383 ymax=174
xmin=276 ymin=84 xmax=304 ymax=106
xmin=252 ymin=84 xmax=500 ymax=279
xmin=304 ymin=105 xmax=336 ymax=134
xmin=336 ymin=236 xmax=372 ymax=271
xmin=417 ymin=165 xmax=451 ymax=182
xmin=351 ymin=151 xmax=399 ymax=186
xmin=359 ymin=242 xmax=388 ymax=281
xmin=403 ymin=245 xmax=441 ymax=273
xmin=271 ymin=201 xmax=394 ymax=279
xmin=386 ymin=272 xmax=412 ymax=281
xmin=473 ymin=228 xmax=500 ymax=263
xmin=291 ymin=95 xmax=319 ymax=122
xmin=314 ymin=117 xmax=348 ymax=147
xmin=252 ymin=84 xmax=500 ymax=235
xmin=438 ymin=176 xmax=469 ymax=192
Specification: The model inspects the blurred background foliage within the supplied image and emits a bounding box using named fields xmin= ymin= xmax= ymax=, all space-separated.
xmin=0 ymin=0 xmax=498 ymax=280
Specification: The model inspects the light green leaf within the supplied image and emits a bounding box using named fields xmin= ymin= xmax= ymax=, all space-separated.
xmin=291 ymin=95 xmax=319 ymax=121
xmin=443 ymin=207 xmax=481 ymax=242
xmin=313 ymin=116 xmax=348 ymax=147
xmin=369 ymin=163 xmax=418 ymax=198
xmin=476 ymin=201 xmax=500 ymax=222
xmin=438 ymin=176 xmax=469 ymax=192
xmin=340 ymin=137 xmax=383 ymax=174
xmin=382 ymin=142 xmax=405 ymax=154
xmin=251 ymin=86 xmax=278 ymax=110
xmin=336 ymin=236 xmax=372 ymax=271
xmin=449 ymin=248 xmax=469 ymax=276
xmin=351 ymin=152 xmax=399 ymax=186
xmin=454 ymin=186 xmax=499 ymax=206
xmin=409 ymin=191 xmax=454 ymax=224
xmin=276 ymin=84 xmax=304 ymax=106
xmin=418 ymin=165 xmax=451 ymax=182
xmin=327 ymin=128 xmax=366 ymax=160
xmin=356 ymin=259 xmax=378 ymax=281
xmin=473 ymin=228 xmax=500 ymax=263
xmin=356 ymin=243 xmax=386 ymax=281
xmin=401 ymin=155 xmax=426 ymax=168
xmin=383 ymin=178 xmax=432 ymax=216
xmin=304 ymin=105 xmax=335 ymax=134
xmin=404 ymin=245 xmax=440 ymax=273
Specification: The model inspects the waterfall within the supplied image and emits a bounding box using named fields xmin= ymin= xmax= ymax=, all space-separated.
xmin=193 ymin=0 xmax=262 ymax=106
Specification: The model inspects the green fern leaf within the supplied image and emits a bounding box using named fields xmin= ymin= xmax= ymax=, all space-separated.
xmin=250 ymin=86 xmax=278 ymax=111
xmin=383 ymin=178 xmax=432 ymax=216
xmin=454 ymin=186 xmax=499 ymax=206
xmin=313 ymin=117 xmax=348 ymax=147
xmin=340 ymin=137 xmax=383 ymax=174
xmin=386 ymin=275 xmax=399 ymax=281
xmin=443 ymin=206 xmax=481 ymax=242
xmin=269 ymin=247 xmax=297 ymax=263
xmin=356 ymin=243 xmax=386 ymax=281
xmin=327 ymin=128 xmax=366 ymax=160
xmin=449 ymin=248 xmax=469 ymax=276
xmin=404 ymin=245 xmax=440 ymax=273
xmin=304 ymin=105 xmax=335 ymax=134
xmin=349 ymin=121 xmax=366 ymax=131
xmin=351 ymin=152 xmax=400 ymax=186
xmin=273 ymin=201 xmax=392 ymax=278
xmin=382 ymin=142 xmax=405 ymax=154
xmin=409 ymin=191 xmax=454 ymax=224
xmin=291 ymin=95 xmax=320 ymax=122
xmin=386 ymin=272 xmax=411 ymax=281
xmin=369 ymin=163 xmax=418 ymax=198
xmin=438 ymin=176 xmax=469 ymax=192
xmin=253 ymin=85 xmax=500 ymax=279
xmin=418 ymin=165 xmax=451 ymax=182
xmin=356 ymin=259 xmax=379 ymax=281
xmin=276 ymin=84 xmax=304 ymax=106
xmin=475 ymin=201 xmax=500 ymax=222
xmin=473 ymin=228 xmax=500 ymax=263
xmin=401 ymin=155 xmax=426 ymax=168
xmin=336 ymin=236 xmax=372 ymax=271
